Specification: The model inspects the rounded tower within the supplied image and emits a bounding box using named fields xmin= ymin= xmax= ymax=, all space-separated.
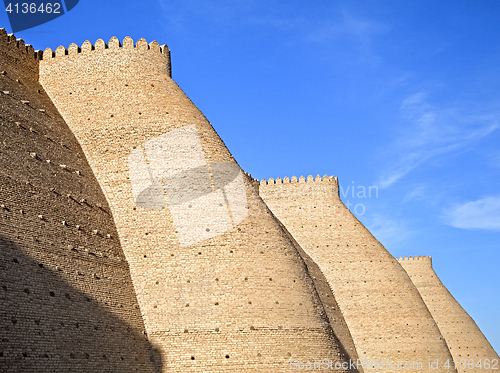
xmin=38 ymin=37 xmax=354 ymax=372
xmin=398 ymin=256 xmax=499 ymax=372
xmin=259 ymin=175 xmax=457 ymax=373
xmin=0 ymin=29 xmax=158 ymax=372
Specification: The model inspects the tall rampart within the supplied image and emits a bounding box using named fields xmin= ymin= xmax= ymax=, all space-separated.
xmin=0 ymin=29 xmax=159 ymax=372
xmin=38 ymin=37 xmax=355 ymax=372
xmin=259 ymin=175 xmax=457 ymax=372
xmin=398 ymin=256 xmax=499 ymax=372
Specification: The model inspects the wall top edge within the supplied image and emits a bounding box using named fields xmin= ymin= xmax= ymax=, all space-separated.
xmin=41 ymin=36 xmax=170 ymax=60
xmin=259 ymin=174 xmax=338 ymax=186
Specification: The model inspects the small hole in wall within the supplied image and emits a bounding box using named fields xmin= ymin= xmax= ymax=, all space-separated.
xmin=38 ymin=263 xmax=44 ymax=268
xmin=225 ymin=355 xmax=230 ymax=359
xmin=144 ymin=255 xmax=147 ymax=258
xmin=13 ymin=258 xmax=18 ymax=263
xmin=49 ymin=291 xmax=55 ymax=297
xmin=191 ymin=356 xmax=195 ymax=360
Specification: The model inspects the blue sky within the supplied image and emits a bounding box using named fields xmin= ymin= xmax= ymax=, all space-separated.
xmin=2 ymin=0 xmax=498 ymax=351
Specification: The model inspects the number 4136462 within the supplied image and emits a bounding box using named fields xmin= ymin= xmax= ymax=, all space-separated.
xmin=5 ymin=3 xmax=61 ymax=14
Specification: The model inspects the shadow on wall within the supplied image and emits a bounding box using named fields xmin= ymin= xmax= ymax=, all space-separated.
xmin=0 ymin=234 xmax=163 ymax=373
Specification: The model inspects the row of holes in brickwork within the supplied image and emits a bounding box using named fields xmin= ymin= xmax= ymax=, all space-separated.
xmin=1 ymin=72 xmax=49 ymax=116
xmin=28 ymin=151 xmax=83 ymax=176
xmin=9 ymin=243 xmax=125 ymax=270
xmin=7 ymin=254 xmax=124 ymax=279
xmin=1 ymin=118 xmax=79 ymax=172
xmin=0 ymin=97 xmax=73 ymax=156
xmin=0 ymin=351 xmax=145 ymax=361
xmin=0 ymin=202 xmax=112 ymax=239
xmin=145 ymin=248 xmax=288 ymax=258
xmin=2 ymin=282 xmax=139 ymax=311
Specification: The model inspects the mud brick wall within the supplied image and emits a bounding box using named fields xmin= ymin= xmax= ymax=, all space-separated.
xmin=0 ymin=29 xmax=159 ymax=373
xmin=399 ymin=256 xmax=499 ymax=372
xmin=38 ymin=36 xmax=353 ymax=372
xmin=259 ymin=175 xmax=457 ymax=373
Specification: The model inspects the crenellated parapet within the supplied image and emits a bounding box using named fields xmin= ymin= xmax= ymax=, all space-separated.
xmin=0 ymin=28 xmax=42 ymax=75
xmin=258 ymin=174 xmax=340 ymax=203
xmin=397 ymin=255 xmax=432 ymax=264
xmin=399 ymin=254 xmax=499 ymax=371
xmin=259 ymin=174 xmax=338 ymax=186
xmin=41 ymin=36 xmax=171 ymax=77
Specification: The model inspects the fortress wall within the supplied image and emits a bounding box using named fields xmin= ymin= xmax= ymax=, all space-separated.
xmin=259 ymin=175 xmax=456 ymax=373
xmin=276 ymin=218 xmax=363 ymax=373
xmin=398 ymin=256 xmax=499 ymax=372
xmin=39 ymin=37 xmax=354 ymax=372
xmin=0 ymin=29 xmax=158 ymax=372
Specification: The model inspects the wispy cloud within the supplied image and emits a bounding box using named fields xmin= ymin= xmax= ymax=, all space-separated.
xmin=378 ymin=93 xmax=498 ymax=188
xmin=403 ymin=184 xmax=427 ymax=203
xmin=361 ymin=213 xmax=415 ymax=250
xmin=444 ymin=196 xmax=500 ymax=231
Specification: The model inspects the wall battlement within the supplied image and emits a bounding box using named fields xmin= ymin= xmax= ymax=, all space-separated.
xmin=1 ymin=29 xmax=497 ymax=372
xmin=399 ymin=256 xmax=499 ymax=372
xmin=41 ymin=36 xmax=171 ymax=77
xmin=397 ymin=255 xmax=432 ymax=263
xmin=259 ymin=174 xmax=338 ymax=186
xmin=0 ymin=29 xmax=42 ymax=75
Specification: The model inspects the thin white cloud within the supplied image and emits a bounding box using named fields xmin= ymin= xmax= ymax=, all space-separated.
xmin=361 ymin=213 xmax=415 ymax=250
xmin=403 ymin=184 xmax=427 ymax=203
xmin=378 ymin=93 xmax=498 ymax=188
xmin=444 ymin=196 xmax=500 ymax=231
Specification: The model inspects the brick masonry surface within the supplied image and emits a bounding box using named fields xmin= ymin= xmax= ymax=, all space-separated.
xmin=38 ymin=36 xmax=353 ymax=372
xmin=398 ymin=256 xmax=499 ymax=373
xmin=0 ymin=29 xmax=160 ymax=372
xmin=259 ymin=175 xmax=458 ymax=373
xmin=0 ymin=28 xmax=497 ymax=372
